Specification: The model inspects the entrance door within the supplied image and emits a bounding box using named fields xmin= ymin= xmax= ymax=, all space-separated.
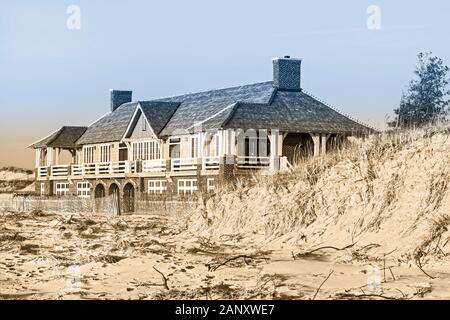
xmin=94 ymin=184 xmax=106 ymax=213
xmin=108 ymin=184 xmax=120 ymax=215
xmin=123 ymin=183 xmax=135 ymax=213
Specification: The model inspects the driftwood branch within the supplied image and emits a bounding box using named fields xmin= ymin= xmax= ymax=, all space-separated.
xmin=336 ymin=293 xmax=401 ymax=300
xmin=294 ymin=243 xmax=356 ymax=259
xmin=416 ymin=258 xmax=436 ymax=280
xmin=208 ymin=254 xmax=264 ymax=272
xmin=152 ymin=266 xmax=169 ymax=290
xmin=312 ymin=270 xmax=334 ymax=300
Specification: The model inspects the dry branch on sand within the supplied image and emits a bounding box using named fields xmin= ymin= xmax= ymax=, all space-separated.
xmin=293 ymin=243 xmax=355 ymax=259
xmin=153 ymin=266 xmax=170 ymax=290
xmin=207 ymin=254 xmax=269 ymax=272
xmin=312 ymin=270 xmax=334 ymax=300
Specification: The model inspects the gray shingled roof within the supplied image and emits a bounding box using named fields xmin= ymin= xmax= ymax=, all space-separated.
xmin=139 ymin=101 xmax=180 ymax=135
xmin=30 ymin=126 xmax=87 ymax=149
xmin=76 ymin=102 xmax=137 ymax=145
xmin=72 ymin=81 xmax=374 ymax=145
xmin=157 ymin=82 xmax=275 ymax=136
xmin=220 ymin=90 xmax=374 ymax=134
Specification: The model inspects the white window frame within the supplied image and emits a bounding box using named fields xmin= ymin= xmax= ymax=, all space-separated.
xmin=40 ymin=183 xmax=45 ymax=196
xmin=207 ymin=178 xmax=215 ymax=192
xmin=132 ymin=140 xmax=161 ymax=161
xmin=148 ymin=180 xmax=167 ymax=194
xmin=99 ymin=144 xmax=111 ymax=163
xmin=177 ymin=179 xmax=198 ymax=195
xmin=83 ymin=146 xmax=95 ymax=164
xmin=55 ymin=182 xmax=70 ymax=196
xmin=191 ymin=136 xmax=199 ymax=158
xmin=76 ymin=182 xmax=91 ymax=198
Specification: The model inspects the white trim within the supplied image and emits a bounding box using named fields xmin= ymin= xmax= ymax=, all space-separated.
xmin=147 ymin=179 xmax=167 ymax=194
xmin=55 ymin=182 xmax=70 ymax=196
xmin=76 ymin=181 xmax=91 ymax=198
xmin=83 ymin=145 xmax=95 ymax=164
xmin=99 ymin=144 xmax=112 ymax=163
xmin=120 ymin=103 xmax=158 ymax=142
xmin=177 ymin=178 xmax=198 ymax=195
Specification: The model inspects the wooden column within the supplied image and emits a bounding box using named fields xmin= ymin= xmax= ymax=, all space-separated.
xmin=321 ymin=134 xmax=328 ymax=155
xmin=310 ymin=134 xmax=321 ymax=157
xmin=46 ymin=147 xmax=53 ymax=166
xmin=55 ymin=148 xmax=60 ymax=165
xmin=269 ymin=130 xmax=280 ymax=172
xmin=278 ymin=133 xmax=284 ymax=156
xmin=35 ymin=149 xmax=41 ymax=168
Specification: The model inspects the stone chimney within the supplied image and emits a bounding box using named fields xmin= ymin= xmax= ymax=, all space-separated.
xmin=272 ymin=56 xmax=302 ymax=91
xmin=110 ymin=90 xmax=132 ymax=112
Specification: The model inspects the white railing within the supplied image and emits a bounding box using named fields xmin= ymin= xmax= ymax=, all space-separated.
xmin=111 ymin=161 xmax=129 ymax=174
xmin=171 ymin=158 xmax=200 ymax=172
xmin=203 ymin=156 xmax=221 ymax=170
xmin=142 ymin=159 xmax=166 ymax=173
xmin=71 ymin=164 xmax=83 ymax=176
xmin=67 ymin=161 xmax=131 ymax=176
xmin=51 ymin=165 xmax=70 ymax=177
xmin=38 ymin=167 xmax=48 ymax=178
xmin=236 ymin=156 xmax=270 ymax=169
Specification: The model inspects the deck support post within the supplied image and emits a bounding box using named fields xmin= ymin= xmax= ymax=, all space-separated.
xmin=310 ymin=134 xmax=321 ymax=157
xmin=321 ymin=134 xmax=330 ymax=155
xmin=269 ymin=129 xmax=280 ymax=173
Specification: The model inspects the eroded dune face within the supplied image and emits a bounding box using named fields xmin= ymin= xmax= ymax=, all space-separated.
xmin=187 ymin=129 xmax=450 ymax=261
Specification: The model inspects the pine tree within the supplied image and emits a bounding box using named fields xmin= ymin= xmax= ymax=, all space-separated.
xmin=391 ymin=52 xmax=450 ymax=128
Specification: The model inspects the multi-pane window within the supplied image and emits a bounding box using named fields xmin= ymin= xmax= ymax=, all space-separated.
xmin=148 ymin=180 xmax=167 ymax=194
xmin=83 ymin=146 xmax=95 ymax=164
xmin=177 ymin=179 xmax=197 ymax=195
xmin=132 ymin=141 xmax=161 ymax=161
xmin=99 ymin=145 xmax=111 ymax=163
xmin=40 ymin=183 xmax=45 ymax=196
xmin=55 ymin=183 xmax=69 ymax=196
xmin=76 ymin=182 xmax=91 ymax=197
xmin=191 ymin=136 xmax=199 ymax=158
xmin=207 ymin=178 xmax=215 ymax=192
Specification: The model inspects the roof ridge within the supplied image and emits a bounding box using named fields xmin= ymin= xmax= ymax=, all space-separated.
xmin=153 ymin=81 xmax=273 ymax=102
xmin=301 ymin=89 xmax=379 ymax=132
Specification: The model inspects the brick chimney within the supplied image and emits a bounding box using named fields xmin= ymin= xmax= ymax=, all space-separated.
xmin=272 ymin=56 xmax=302 ymax=91
xmin=110 ymin=90 xmax=132 ymax=112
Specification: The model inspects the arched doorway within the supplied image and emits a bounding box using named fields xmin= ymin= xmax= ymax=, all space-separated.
xmin=282 ymin=133 xmax=314 ymax=165
xmin=94 ymin=184 xmax=106 ymax=212
xmin=108 ymin=183 xmax=120 ymax=215
xmin=123 ymin=183 xmax=135 ymax=213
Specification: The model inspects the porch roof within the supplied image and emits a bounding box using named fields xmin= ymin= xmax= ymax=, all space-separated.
xmin=219 ymin=90 xmax=376 ymax=134
xmin=29 ymin=126 xmax=87 ymax=149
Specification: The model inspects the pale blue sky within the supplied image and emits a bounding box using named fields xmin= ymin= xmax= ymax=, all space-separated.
xmin=1 ymin=0 xmax=450 ymax=167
